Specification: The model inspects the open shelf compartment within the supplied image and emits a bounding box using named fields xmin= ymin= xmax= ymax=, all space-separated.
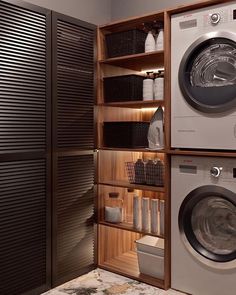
xmin=98 ymin=225 xmax=165 ymax=289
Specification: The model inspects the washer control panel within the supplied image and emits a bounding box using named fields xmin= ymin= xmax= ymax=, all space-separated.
xmin=203 ymin=9 xmax=230 ymax=27
xmin=210 ymin=166 xmax=222 ymax=178
xmin=210 ymin=13 xmax=221 ymax=24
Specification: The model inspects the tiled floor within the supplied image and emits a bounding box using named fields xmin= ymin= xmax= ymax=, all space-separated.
xmin=42 ymin=268 xmax=186 ymax=295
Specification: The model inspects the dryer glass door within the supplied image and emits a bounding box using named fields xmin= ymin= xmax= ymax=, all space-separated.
xmin=179 ymin=35 xmax=236 ymax=113
xmin=179 ymin=185 xmax=236 ymax=263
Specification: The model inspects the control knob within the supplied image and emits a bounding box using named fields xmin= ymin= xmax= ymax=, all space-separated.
xmin=210 ymin=13 xmax=221 ymax=24
xmin=210 ymin=166 xmax=222 ymax=178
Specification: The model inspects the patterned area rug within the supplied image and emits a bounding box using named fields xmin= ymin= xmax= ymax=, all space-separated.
xmin=42 ymin=268 xmax=186 ymax=295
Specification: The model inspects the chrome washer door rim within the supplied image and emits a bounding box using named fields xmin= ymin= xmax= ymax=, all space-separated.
xmin=178 ymin=31 xmax=236 ymax=113
xmin=179 ymin=185 xmax=236 ymax=269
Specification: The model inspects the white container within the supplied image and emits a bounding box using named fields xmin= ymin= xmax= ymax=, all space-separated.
xmin=143 ymin=78 xmax=154 ymax=101
xmin=141 ymin=198 xmax=150 ymax=232
xmin=151 ymin=199 xmax=159 ymax=234
xmin=145 ymin=31 xmax=155 ymax=53
xmin=136 ymin=235 xmax=164 ymax=256
xmin=133 ymin=195 xmax=141 ymax=230
xmin=154 ymin=77 xmax=164 ymax=100
xmin=160 ymin=200 xmax=165 ymax=235
xmin=155 ymin=29 xmax=164 ymax=51
xmin=137 ymin=250 xmax=164 ymax=279
xmin=105 ymin=206 xmax=123 ymax=223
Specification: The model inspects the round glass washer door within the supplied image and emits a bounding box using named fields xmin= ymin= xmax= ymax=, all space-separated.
xmin=179 ymin=32 xmax=236 ymax=113
xmin=179 ymin=185 xmax=236 ymax=267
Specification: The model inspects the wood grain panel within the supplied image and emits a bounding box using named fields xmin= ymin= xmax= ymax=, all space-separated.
xmin=98 ymin=150 xmax=142 ymax=183
xmin=98 ymin=225 xmax=141 ymax=263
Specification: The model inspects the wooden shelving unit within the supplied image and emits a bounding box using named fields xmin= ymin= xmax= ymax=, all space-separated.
xmin=98 ymin=99 xmax=164 ymax=108
xmin=99 ymin=147 xmax=166 ymax=153
xmin=99 ymin=221 xmax=165 ymax=238
xmin=99 ymin=180 xmax=165 ymax=192
xmin=99 ymin=51 xmax=164 ymax=71
xmin=97 ymin=9 xmax=171 ymax=290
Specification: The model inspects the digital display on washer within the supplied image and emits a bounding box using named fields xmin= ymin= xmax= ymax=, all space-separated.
xmin=179 ymin=19 xmax=197 ymax=29
xmin=233 ymin=9 xmax=236 ymax=19
xmin=179 ymin=165 xmax=197 ymax=174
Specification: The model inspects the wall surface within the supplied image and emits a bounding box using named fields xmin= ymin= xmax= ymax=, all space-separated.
xmin=25 ymin=0 xmax=111 ymax=25
xmin=111 ymin=0 xmax=197 ymax=21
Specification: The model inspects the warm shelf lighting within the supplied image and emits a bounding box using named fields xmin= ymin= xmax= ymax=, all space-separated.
xmin=140 ymin=68 xmax=164 ymax=74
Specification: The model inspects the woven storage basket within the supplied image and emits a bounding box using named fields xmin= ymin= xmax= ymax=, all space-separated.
xmin=104 ymin=75 xmax=144 ymax=103
xmin=103 ymin=122 xmax=149 ymax=148
xmin=105 ymin=29 xmax=147 ymax=58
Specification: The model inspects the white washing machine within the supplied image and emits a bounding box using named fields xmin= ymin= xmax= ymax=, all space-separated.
xmin=171 ymin=155 xmax=236 ymax=295
xmin=171 ymin=2 xmax=236 ymax=150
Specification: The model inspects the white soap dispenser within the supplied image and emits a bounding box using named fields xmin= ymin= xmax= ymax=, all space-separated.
xmin=156 ymin=28 xmax=164 ymax=51
xmin=145 ymin=31 xmax=155 ymax=53
xmin=143 ymin=72 xmax=154 ymax=101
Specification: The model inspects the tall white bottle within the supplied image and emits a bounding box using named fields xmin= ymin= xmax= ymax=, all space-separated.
xmin=154 ymin=70 xmax=164 ymax=100
xmin=143 ymin=72 xmax=154 ymax=101
xmin=159 ymin=200 xmax=165 ymax=236
xmin=155 ymin=29 xmax=164 ymax=51
xmin=133 ymin=195 xmax=141 ymax=230
xmin=151 ymin=199 xmax=159 ymax=234
xmin=142 ymin=197 xmax=150 ymax=232
xmin=145 ymin=31 xmax=155 ymax=53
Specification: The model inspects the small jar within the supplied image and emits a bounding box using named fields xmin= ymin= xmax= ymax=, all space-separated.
xmin=104 ymin=192 xmax=123 ymax=223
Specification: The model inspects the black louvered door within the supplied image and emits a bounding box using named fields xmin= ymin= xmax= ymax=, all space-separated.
xmin=0 ymin=1 xmax=51 ymax=295
xmin=52 ymin=12 xmax=96 ymax=286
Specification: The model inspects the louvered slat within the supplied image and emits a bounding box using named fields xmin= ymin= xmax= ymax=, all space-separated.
xmin=0 ymin=0 xmax=47 ymax=154
xmin=55 ymin=19 xmax=95 ymax=149
xmin=0 ymin=159 xmax=47 ymax=295
xmin=55 ymin=154 xmax=94 ymax=282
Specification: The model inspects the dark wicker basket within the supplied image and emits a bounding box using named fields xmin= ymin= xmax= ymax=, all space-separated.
xmin=103 ymin=122 xmax=149 ymax=148
xmin=104 ymin=75 xmax=144 ymax=103
xmin=105 ymin=29 xmax=147 ymax=58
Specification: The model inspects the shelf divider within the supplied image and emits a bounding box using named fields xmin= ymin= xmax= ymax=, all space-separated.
xmin=99 ymin=51 xmax=164 ymax=71
xmin=98 ymin=100 xmax=164 ymax=108
xmin=99 ymin=221 xmax=164 ymax=238
xmin=99 ymin=180 xmax=165 ymax=192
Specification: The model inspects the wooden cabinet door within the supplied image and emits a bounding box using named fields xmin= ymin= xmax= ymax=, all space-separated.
xmin=0 ymin=0 xmax=51 ymax=294
xmin=51 ymin=12 xmax=96 ymax=286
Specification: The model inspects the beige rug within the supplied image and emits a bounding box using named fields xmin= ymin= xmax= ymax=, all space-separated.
xmin=42 ymin=268 xmax=186 ymax=295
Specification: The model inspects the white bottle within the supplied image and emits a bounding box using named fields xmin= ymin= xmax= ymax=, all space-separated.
xmin=151 ymin=199 xmax=159 ymax=234
xmin=145 ymin=31 xmax=155 ymax=53
xmin=142 ymin=197 xmax=150 ymax=232
xmin=143 ymin=72 xmax=154 ymax=101
xmin=155 ymin=29 xmax=164 ymax=51
xmin=133 ymin=195 xmax=141 ymax=230
xmin=154 ymin=71 xmax=164 ymax=100
xmin=159 ymin=200 xmax=165 ymax=236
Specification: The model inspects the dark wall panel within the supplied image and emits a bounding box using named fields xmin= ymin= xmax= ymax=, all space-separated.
xmin=53 ymin=14 xmax=95 ymax=150
xmin=0 ymin=159 xmax=47 ymax=295
xmin=0 ymin=1 xmax=51 ymax=294
xmin=53 ymin=153 xmax=95 ymax=285
xmin=0 ymin=0 xmax=48 ymax=154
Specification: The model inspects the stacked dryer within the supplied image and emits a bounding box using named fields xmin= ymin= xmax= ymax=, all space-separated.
xmin=171 ymin=2 xmax=236 ymax=295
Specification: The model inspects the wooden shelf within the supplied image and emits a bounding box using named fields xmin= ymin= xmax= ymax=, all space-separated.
xmin=99 ymin=180 xmax=165 ymax=192
xmin=99 ymin=147 xmax=166 ymax=153
xmin=98 ymin=100 xmax=164 ymax=108
xmin=99 ymin=221 xmax=164 ymax=238
xmin=99 ymin=51 xmax=164 ymax=71
xmin=168 ymin=149 xmax=236 ymax=158
xmin=99 ymin=251 xmax=165 ymax=289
